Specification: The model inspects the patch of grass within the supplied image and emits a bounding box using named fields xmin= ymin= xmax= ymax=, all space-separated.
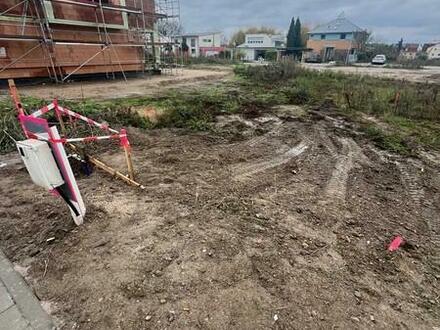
xmin=2 ymin=63 xmax=440 ymax=156
xmin=234 ymin=59 xmax=299 ymax=85
xmin=184 ymin=56 xmax=239 ymax=66
xmin=383 ymin=115 xmax=440 ymax=150
xmin=359 ymin=124 xmax=411 ymax=155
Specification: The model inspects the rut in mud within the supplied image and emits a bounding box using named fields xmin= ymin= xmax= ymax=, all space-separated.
xmin=0 ymin=104 xmax=440 ymax=329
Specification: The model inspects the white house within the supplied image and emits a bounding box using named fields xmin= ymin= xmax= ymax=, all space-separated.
xmin=175 ymin=32 xmax=225 ymax=57
xmin=237 ymin=34 xmax=286 ymax=61
xmin=427 ymin=43 xmax=440 ymax=60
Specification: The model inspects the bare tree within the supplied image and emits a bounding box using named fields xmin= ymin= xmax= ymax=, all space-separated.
xmin=157 ymin=19 xmax=183 ymax=38
xmin=353 ymin=30 xmax=372 ymax=52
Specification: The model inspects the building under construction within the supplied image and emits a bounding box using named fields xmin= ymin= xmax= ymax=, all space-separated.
xmin=0 ymin=0 xmax=180 ymax=82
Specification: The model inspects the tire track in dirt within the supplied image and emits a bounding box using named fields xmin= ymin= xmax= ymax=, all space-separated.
xmin=299 ymin=136 xmax=370 ymax=272
xmin=395 ymin=161 xmax=425 ymax=206
xmin=395 ymin=160 xmax=440 ymax=269
xmin=323 ymin=137 xmax=370 ymax=206
xmin=369 ymin=147 xmax=440 ymax=270
xmin=232 ymin=142 xmax=309 ymax=181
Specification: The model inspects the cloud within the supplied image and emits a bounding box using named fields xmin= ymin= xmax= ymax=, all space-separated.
xmin=180 ymin=0 xmax=440 ymax=43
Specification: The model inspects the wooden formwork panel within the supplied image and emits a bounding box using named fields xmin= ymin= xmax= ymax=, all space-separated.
xmin=0 ymin=0 xmax=156 ymax=79
xmin=51 ymin=2 xmax=124 ymax=25
xmin=0 ymin=40 xmax=144 ymax=79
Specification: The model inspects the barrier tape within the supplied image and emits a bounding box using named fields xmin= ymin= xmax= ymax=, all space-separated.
xmin=27 ymin=100 xmax=131 ymax=150
xmin=120 ymin=128 xmax=131 ymax=151
xmin=31 ymin=101 xmax=118 ymax=134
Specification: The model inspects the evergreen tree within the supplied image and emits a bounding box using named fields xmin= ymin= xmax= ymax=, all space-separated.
xmin=286 ymin=17 xmax=296 ymax=55
xmin=294 ymin=18 xmax=302 ymax=48
xmin=288 ymin=17 xmax=302 ymax=58
xmin=397 ymin=38 xmax=404 ymax=53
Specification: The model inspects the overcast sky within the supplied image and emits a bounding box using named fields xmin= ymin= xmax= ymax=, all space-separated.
xmin=180 ymin=0 xmax=440 ymax=43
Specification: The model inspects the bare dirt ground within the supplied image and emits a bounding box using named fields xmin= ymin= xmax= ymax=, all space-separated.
xmin=304 ymin=63 xmax=440 ymax=84
xmin=9 ymin=67 xmax=232 ymax=100
xmin=1 ymin=102 xmax=440 ymax=329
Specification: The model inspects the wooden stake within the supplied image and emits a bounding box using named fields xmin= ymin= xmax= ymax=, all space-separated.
xmin=8 ymin=79 xmax=24 ymax=115
xmin=394 ymin=91 xmax=401 ymax=111
xmin=120 ymin=128 xmax=135 ymax=181
xmin=124 ymin=146 xmax=135 ymax=181
xmin=68 ymin=143 xmax=144 ymax=189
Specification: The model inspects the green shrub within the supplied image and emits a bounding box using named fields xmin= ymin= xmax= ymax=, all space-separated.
xmin=234 ymin=59 xmax=299 ymax=85
xmin=280 ymin=86 xmax=310 ymax=105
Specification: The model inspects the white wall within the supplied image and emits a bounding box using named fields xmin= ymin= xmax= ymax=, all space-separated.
xmin=242 ymin=49 xmax=256 ymax=61
xmin=176 ymin=33 xmax=223 ymax=57
xmin=427 ymin=44 xmax=440 ymax=60
xmin=198 ymin=33 xmax=222 ymax=48
xmin=243 ymin=34 xmax=284 ymax=48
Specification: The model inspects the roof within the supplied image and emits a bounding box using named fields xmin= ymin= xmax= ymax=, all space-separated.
xmin=422 ymin=43 xmax=437 ymax=52
xmin=309 ymin=14 xmax=363 ymax=34
xmin=403 ymin=43 xmax=420 ymax=52
xmin=427 ymin=43 xmax=440 ymax=51
xmin=245 ymin=33 xmax=284 ymax=38
xmin=177 ymin=32 xmax=222 ymax=37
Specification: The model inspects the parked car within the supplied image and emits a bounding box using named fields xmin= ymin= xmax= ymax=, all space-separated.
xmin=372 ymin=54 xmax=387 ymax=65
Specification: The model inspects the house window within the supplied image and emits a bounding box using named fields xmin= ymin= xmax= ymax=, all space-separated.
xmin=203 ymin=39 xmax=212 ymax=43
xmin=321 ymin=34 xmax=326 ymax=40
xmin=341 ymin=33 xmax=346 ymax=40
xmin=191 ymin=49 xmax=196 ymax=54
xmin=0 ymin=47 xmax=6 ymax=58
xmin=190 ymin=38 xmax=196 ymax=47
xmin=0 ymin=47 xmax=7 ymax=58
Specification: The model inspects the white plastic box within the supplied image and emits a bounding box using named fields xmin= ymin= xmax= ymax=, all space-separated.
xmin=17 ymin=139 xmax=64 ymax=190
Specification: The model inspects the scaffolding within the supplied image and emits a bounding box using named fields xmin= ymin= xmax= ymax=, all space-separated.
xmin=0 ymin=0 xmax=182 ymax=81
xmin=154 ymin=0 xmax=182 ymax=75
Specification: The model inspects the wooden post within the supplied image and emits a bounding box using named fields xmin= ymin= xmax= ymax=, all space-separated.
xmin=120 ymin=128 xmax=135 ymax=181
xmin=8 ymin=79 xmax=23 ymax=115
xmin=68 ymin=143 xmax=143 ymax=189
xmin=124 ymin=147 xmax=135 ymax=180
xmin=53 ymin=99 xmax=67 ymax=135
xmin=8 ymin=79 xmax=31 ymax=138
xmin=394 ymin=91 xmax=401 ymax=111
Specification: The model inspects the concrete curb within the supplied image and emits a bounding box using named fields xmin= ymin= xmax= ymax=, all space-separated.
xmin=0 ymin=251 xmax=55 ymax=330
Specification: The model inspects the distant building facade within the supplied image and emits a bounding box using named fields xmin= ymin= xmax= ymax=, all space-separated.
xmin=426 ymin=43 xmax=440 ymax=60
xmin=237 ymin=34 xmax=286 ymax=61
xmin=175 ymin=32 xmax=224 ymax=57
xmin=400 ymin=43 xmax=422 ymax=60
xmin=306 ymin=13 xmax=366 ymax=63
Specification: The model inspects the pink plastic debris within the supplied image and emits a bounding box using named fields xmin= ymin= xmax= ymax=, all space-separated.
xmin=388 ymin=236 xmax=404 ymax=252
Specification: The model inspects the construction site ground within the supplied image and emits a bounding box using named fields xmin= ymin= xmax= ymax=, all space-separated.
xmin=13 ymin=67 xmax=232 ymax=101
xmin=304 ymin=63 xmax=440 ymax=84
xmin=1 ymin=70 xmax=440 ymax=329
xmin=9 ymin=64 xmax=440 ymax=102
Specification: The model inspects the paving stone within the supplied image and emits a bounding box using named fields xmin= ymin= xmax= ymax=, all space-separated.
xmin=0 ymin=280 xmax=14 ymax=313
xmin=0 ymin=251 xmax=54 ymax=330
xmin=0 ymin=306 xmax=29 ymax=330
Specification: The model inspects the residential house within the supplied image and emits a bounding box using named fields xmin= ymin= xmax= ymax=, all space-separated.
xmin=400 ymin=43 xmax=422 ymax=60
xmin=237 ymin=34 xmax=286 ymax=61
xmin=306 ymin=13 xmax=366 ymax=63
xmin=175 ymin=32 xmax=225 ymax=57
xmin=422 ymin=43 xmax=436 ymax=53
xmin=426 ymin=43 xmax=440 ymax=60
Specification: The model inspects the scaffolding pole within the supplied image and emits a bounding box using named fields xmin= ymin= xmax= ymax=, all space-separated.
xmin=0 ymin=0 xmax=181 ymax=81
